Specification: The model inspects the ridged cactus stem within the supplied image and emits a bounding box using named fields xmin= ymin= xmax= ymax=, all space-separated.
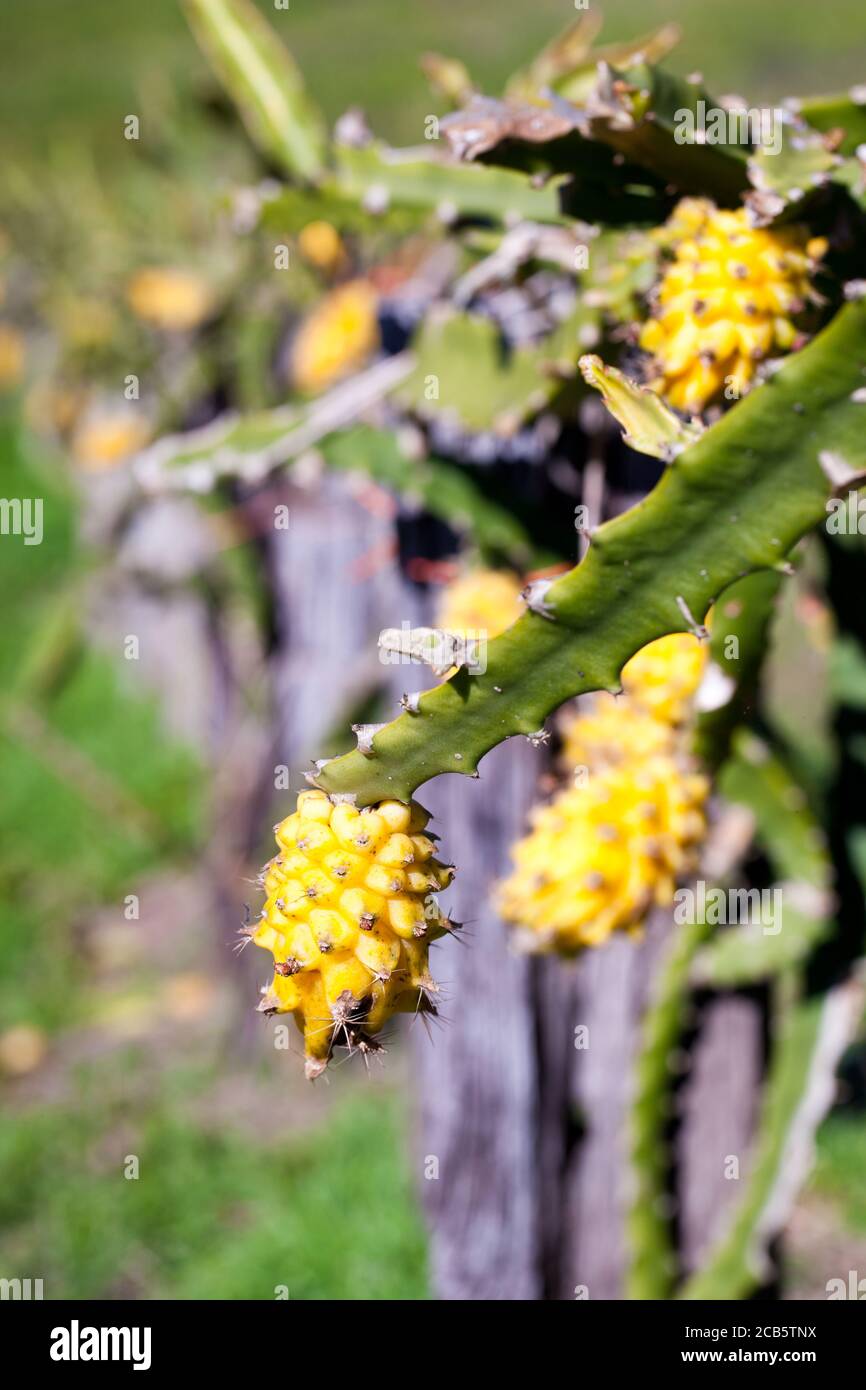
xmin=182 ymin=0 xmax=328 ymax=181
xmin=316 ymin=302 xmax=866 ymax=805
xmin=626 ymin=910 xmax=712 ymax=1299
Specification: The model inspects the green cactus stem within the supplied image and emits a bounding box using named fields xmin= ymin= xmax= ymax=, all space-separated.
xmin=692 ymin=734 xmax=832 ymax=988
xmin=183 ymin=0 xmax=328 ymax=182
xmin=315 ymin=300 xmax=866 ymax=806
xmin=626 ymin=571 xmax=793 ymax=1297
xmin=626 ymin=910 xmax=713 ymax=1299
xmin=332 ymin=142 xmax=571 ymax=225
xmin=798 ymin=92 xmax=866 ymax=157
xmin=693 ymin=569 xmax=783 ymax=770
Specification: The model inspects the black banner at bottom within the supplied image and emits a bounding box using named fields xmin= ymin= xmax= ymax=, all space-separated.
xmin=0 ymin=1296 xmax=860 ymax=1374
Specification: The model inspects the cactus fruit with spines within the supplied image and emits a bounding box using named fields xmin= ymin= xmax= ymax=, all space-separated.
xmin=497 ymin=747 xmax=709 ymax=952
xmin=247 ymin=790 xmax=454 ymax=1076
xmin=640 ymin=198 xmax=828 ymax=412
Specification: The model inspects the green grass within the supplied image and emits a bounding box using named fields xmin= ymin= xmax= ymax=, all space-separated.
xmin=0 ymin=1065 xmax=429 ymax=1300
xmin=3 ymin=0 xmax=865 ymax=168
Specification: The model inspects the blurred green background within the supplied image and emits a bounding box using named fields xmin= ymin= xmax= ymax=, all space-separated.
xmin=2 ymin=0 xmax=865 ymax=1301
xmin=4 ymin=0 xmax=865 ymax=167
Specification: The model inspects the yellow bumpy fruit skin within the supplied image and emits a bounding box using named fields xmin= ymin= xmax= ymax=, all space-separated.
xmin=498 ymin=753 xmax=709 ymax=952
xmin=639 ymin=197 xmax=827 ymax=414
xmin=249 ymin=791 xmax=452 ymax=1077
xmin=500 ymin=634 xmax=709 ymax=954
xmin=620 ymin=632 xmax=707 ymax=727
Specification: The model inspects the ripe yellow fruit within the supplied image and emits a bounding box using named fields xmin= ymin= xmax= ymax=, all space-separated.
xmin=498 ymin=753 xmax=708 ymax=952
xmin=291 ymin=279 xmax=379 ymax=394
xmin=640 ymin=198 xmax=827 ymax=413
xmin=126 ymin=267 xmax=213 ymax=332
xmin=561 ymin=697 xmax=676 ymax=772
xmin=248 ymin=790 xmax=454 ymax=1077
xmin=561 ymin=633 xmax=707 ymax=769
xmin=501 ymin=633 xmax=709 ymax=954
xmin=620 ymin=632 xmax=707 ymax=726
xmin=71 ymin=412 xmax=152 ymax=470
xmin=297 ymin=220 xmax=347 ymax=275
xmin=436 ymin=568 xmax=524 ymax=640
xmin=0 ymin=323 xmax=25 ymax=388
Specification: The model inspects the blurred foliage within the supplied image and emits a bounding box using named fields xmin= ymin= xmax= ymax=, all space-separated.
xmin=815 ymin=1111 xmax=866 ymax=1231
xmin=4 ymin=0 xmax=866 ymax=168
xmin=0 ymin=412 xmax=202 ymax=1036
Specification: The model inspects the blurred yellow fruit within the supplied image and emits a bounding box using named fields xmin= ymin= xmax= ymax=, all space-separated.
xmin=0 ymin=1024 xmax=47 ymax=1077
xmin=297 ymin=220 xmax=347 ymax=274
xmin=436 ymin=568 xmax=524 ymax=640
xmin=72 ymin=412 xmax=151 ymax=471
xmin=291 ymin=279 xmax=378 ymax=394
xmin=0 ymin=323 xmax=25 ymax=388
xmin=501 ymin=632 xmax=710 ymax=954
xmin=498 ymin=751 xmax=709 ymax=952
xmin=621 ymin=632 xmax=707 ymax=725
xmin=126 ymin=267 xmax=213 ymax=332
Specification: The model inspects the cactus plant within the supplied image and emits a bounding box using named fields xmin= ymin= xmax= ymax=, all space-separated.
xmin=128 ymin=0 xmax=866 ymax=1298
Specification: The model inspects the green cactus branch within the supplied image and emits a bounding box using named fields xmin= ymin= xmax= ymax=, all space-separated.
xmin=332 ymin=143 xmax=570 ymax=225
xmin=799 ymin=92 xmax=866 ymax=156
xmin=183 ymin=0 xmax=328 ymax=182
xmin=134 ymin=411 xmax=537 ymax=565
xmin=626 ymin=910 xmax=712 ymax=1300
xmin=577 ymin=354 xmax=703 ymax=461
xmin=505 ymin=16 xmax=682 ymax=104
xmin=746 ymin=117 xmax=866 ymax=224
xmin=574 ymin=63 xmax=750 ymax=205
xmin=629 ymin=678 xmax=838 ymax=1298
xmin=627 ymin=715 xmax=833 ymax=1297
xmin=315 ymin=300 xmax=866 ymax=805
xmin=718 ymin=734 xmax=830 ymax=888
